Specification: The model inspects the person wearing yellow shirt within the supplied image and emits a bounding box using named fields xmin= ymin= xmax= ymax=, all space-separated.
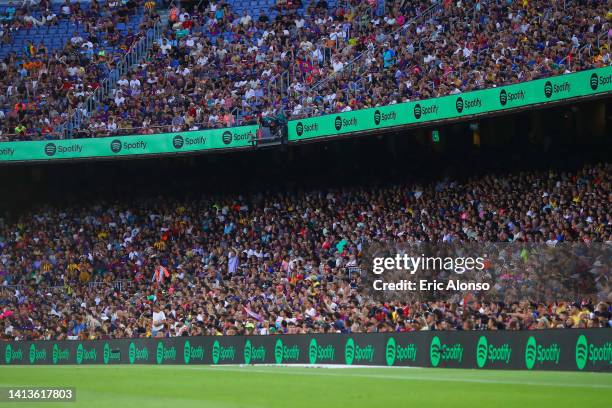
xmin=79 ymin=269 xmax=91 ymax=283
xmin=568 ymin=303 xmax=588 ymax=326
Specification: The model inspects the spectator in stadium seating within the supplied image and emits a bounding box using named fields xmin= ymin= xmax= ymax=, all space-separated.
xmin=0 ymin=0 xmax=609 ymax=143
xmin=0 ymin=0 xmax=159 ymax=140
xmin=0 ymin=163 xmax=609 ymax=340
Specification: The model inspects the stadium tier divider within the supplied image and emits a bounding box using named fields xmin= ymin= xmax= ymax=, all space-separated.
xmin=0 ymin=67 xmax=610 ymax=162
xmin=288 ymin=67 xmax=612 ymax=141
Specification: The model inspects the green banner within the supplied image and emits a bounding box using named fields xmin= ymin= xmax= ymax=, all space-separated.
xmin=2 ymin=329 xmax=611 ymax=371
xmin=288 ymin=67 xmax=612 ymax=141
xmin=0 ymin=125 xmax=258 ymax=162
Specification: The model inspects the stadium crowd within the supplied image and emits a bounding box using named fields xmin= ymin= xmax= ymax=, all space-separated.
xmin=0 ymin=0 xmax=160 ymax=141
xmin=289 ymin=0 xmax=612 ymax=118
xmin=0 ymin=163 xmax=609 ymax=340
xmin=0 ymin=0 xmax=610 ymax=140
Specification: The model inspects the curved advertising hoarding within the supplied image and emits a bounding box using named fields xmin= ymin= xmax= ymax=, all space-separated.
xmin=0 ymin=125 xmax=258 ymax=163
xmin=288 ymin=67 xmax=612 ymax=141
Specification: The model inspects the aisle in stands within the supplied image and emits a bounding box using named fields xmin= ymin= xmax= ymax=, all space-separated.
xmin=1 ymin=0 xmax=609 ymax=140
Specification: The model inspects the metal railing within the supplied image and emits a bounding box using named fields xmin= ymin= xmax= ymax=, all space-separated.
xmin=73 ymin=115 xmax=239 ymax=138
xmin=570 ymin=29 xmax=611 ymax=65
xmin=1 ymin=285 xmax=24 ymax=292
xmin=296 ymin=0 xmax=612 ymax=116
xmin=263 ymin=0 xmax=396 ymax=120
xmin=290 ymin=2 xmax=444 ymax=116
xmin=267 ymin=71 xmax=290 ymax=102
xmin=1 ymin=284 xmax=66 ymax=292
xmin=411 ymin=0 xmax=492 ymax=93
xmin=307 ymin=3 xmax=442 ymax=97
xmin=346 ymin=266 xmax=363 ymax=279
xmin=88 ymin=280 xmax=134 ymax=292
xmin=62 ymin=18 xmax=166 ymax=138
xmin=1 ymin=280 xmax=135 ymax=294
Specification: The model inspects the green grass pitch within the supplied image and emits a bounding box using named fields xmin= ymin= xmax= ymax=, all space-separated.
xmin=1 ymin=365 xmax=611 ymax=408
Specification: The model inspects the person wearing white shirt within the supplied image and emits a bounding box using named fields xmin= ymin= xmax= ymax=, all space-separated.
xmin=300 ymin=40 xmax=313 ymax=51
xmin=305 ymin=302 xmax=317 ymax=318
xmin=159 ymin=39 xmax=172 ymax=55
xmin=129 ymin=77 xmax=141 ymax=90
xmin=146 ymin=73 xmax=158 ymax=84
xmin=44 ymin=11 xmax=57 ymax=23
xmin=23 ymin=14 xmax=45 ymax=26
xmin=240 ymin=11 xmax=252 ymax=26
xmin=292 ymin=104 xmax=302 ymax=116
xmin=67 ymin=65 xmax=79 ymax=77
xmin=106 ymin=118 xmax=118 ymax=132
xmin=152 ymin=306 xmax=166 ymax=335
xmin=312 ymin=47 xmax=323 ymax=63
xmin=114 ymin=92 xmax=125 ymax=106
xmin=245 ymin=88 xmax=256 ymax=100
xmin=332 ymin=58 xmax=344 ymax=73
xmin=323 ymin=93 xmax=336 ymax=104
xmin=70 ymin=33 xmax=83 ymax=46
xmin=330 ymin=29 xmax=345 ymax=42
xmin=116 ymin=76 xmax=129 ymax=87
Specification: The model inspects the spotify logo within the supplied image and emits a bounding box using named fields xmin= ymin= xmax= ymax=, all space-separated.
xmin=590 ymin=73 xmax=598 ymax=90
xmin=274 ymin=339 xmax=284 ymax=364
xmin=222 ymin=131 xmax=233 ymax=145
xmin=44 ymin=143 xmax=56 ymax=156
xmin=499 ymin=89 xmax=508 ymax=106
xmin=575 ymin=335 xmax=588 ymax=370
xmin=334 ymin=116 xmax=342 ymax=131
xmin=544 ymin=81 xmax=553 ymax=98
xmin=173 ymin=135 xmax=184 ymax=149
xmin=110 ymin=139 xmax=122 ymax=153
xmin=455 ymin=97 xmax=464 ymax=113
xmin=413 ymin=104 xmax=422 ymax=119
xmin=373 ymin=110 xmax=381 ymax=125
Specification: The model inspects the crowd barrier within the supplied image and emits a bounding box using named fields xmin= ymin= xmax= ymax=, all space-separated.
xmin=288 ymin=67 xmax=612 ymax=141
xmin=3 ymin=329 xmax=611 ymax=372
xmin=0 ymin=126 xmax=258 ymax=162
